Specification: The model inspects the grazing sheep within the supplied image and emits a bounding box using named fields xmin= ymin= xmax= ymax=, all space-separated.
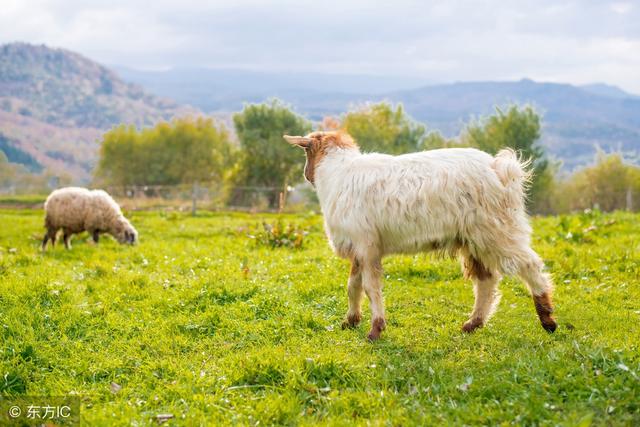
xmin=42 ymin=187 xmax=137 ymax=250
xmin=284 ymin=131 xmax=557 ymax=340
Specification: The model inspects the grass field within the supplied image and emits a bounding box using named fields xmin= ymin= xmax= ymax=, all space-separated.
xmin=0 ymin=208 xmax=638 ymax=425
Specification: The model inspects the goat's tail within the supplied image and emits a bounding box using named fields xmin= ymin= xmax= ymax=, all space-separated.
xmin=492 ymin=148 xmax=532 ymax=209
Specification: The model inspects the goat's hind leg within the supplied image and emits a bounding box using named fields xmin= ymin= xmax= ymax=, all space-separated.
xmin=516 ymin=248 xmax=557 ymax=332
xmin=342 ymin=259 xmax=363 ymax=329
xmin=461 ymin=254 xmax=501 ymax=332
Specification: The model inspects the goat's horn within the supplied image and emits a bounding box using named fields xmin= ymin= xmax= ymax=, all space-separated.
xmin=283 ymin=135 xmax=312 ymax=147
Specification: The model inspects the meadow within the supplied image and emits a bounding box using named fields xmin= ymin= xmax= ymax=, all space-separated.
xmin=0 ymin=208 xmax=638 ymax=425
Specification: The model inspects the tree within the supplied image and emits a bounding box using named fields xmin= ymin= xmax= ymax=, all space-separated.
xmin=342 ymin=103 xmax=426 ymax=154
xmin=422 ymin=130 xmax=458 ymax=150
xmin=94 ymin=117 xmax=235 ymax=187
xmin=556 ymin=152 xmax=640 ymax=212
xmin=232 ymin=100 xmax=312 ymax=208
xmin=0 ymin=151 xmax=71 ymax=194
xmin=461 ymin=105 xmax=552 ymax=212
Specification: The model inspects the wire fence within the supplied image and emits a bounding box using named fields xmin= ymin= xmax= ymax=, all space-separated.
xmin=105 ymin=182 xmax=318 ymax=214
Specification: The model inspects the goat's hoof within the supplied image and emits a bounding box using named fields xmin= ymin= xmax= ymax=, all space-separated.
xmin=541 ymin=317 xmax=557 ymax=333
xmin=341 ymin=313 xmax=362 ymax=329
xmin=462 ymin=318 xmax=484 ymax=333
xmin=367 ymin=318 xmax=386 ymax=341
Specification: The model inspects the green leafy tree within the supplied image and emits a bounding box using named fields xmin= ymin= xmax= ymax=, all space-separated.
xmin=342 ymin=103 xmax=426 ymax=154
xmin=461 ymin=105 xmax=553 ymax=212
xmin=232 ymin=100 xmax=312 ymax=208
xmin=95 ymin=117 xmax=235 ymax=187
xmin=422 ymin=131 xmax=458 ymax=150
xmin=556 ymin=152 xmax=640 ymax=212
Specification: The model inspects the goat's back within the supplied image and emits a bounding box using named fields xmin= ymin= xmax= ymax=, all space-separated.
xmin=315 ymin=148 xmax=529 ymax=258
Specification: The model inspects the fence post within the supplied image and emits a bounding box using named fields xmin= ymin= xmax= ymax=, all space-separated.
xmin=277 ymin=192 xmax=284 ymax=213
xmin=192 ymin=182 xmax=199 ymax=216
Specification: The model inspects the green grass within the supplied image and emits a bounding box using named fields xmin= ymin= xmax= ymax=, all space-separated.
xmin=0 ymin=194 xmax=47 ymax=206
xmin=0 ymin=208 xmax=638 ymax=426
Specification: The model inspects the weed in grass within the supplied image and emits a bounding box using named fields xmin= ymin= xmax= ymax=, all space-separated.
xmin=249 ymin=221 xmax=308 ymax=249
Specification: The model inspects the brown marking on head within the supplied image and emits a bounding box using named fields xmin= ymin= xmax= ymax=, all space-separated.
xmin=284 ymin=131 xmax=359 ymax=185
xmin=463 ymin=255 xmax=492 ymax=281
xmin=533 ymin=292 xmax=557 ymax=333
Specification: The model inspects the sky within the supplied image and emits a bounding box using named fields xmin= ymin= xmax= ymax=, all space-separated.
xmin=2 ymin=0 xmax=639 ymax=93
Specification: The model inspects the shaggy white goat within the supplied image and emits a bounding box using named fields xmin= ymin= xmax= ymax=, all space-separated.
xmin=42 ymin=187 xmax=137 ymax=250
xmin=284 ymin=131 xmax=556 ymax=340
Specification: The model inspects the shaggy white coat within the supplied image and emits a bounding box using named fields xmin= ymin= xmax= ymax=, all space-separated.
xmin=286 ymin=131 xmax=556 ymax=339
xmin=43 ymin=187 xmax=137 ymax=249
xmin=315 ymin=147 xmax=534 ymax=274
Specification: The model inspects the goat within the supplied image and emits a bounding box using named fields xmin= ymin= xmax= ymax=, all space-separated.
xmin=284 ymin=131 xmax=556 ymax=340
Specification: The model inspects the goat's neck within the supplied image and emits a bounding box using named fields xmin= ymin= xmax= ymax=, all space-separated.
xmin=314 ymin=147 xmax=360 ymax=203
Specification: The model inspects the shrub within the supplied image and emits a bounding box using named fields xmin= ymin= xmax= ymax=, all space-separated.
xmin=250 ymin=221 xmax=307 ymax=249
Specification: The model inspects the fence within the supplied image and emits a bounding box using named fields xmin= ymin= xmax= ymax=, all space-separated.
xmin=105 ymin=182 xmax=318 ymax=214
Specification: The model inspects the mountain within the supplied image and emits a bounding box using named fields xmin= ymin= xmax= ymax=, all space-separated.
xmin=0 ymin=42 xmax=196 ymax=181
xmin=122 ymin=68 xmax=640 ymax=170
xmin=115 ymin=66 xmax=431 ymax=113
xmin=385 ymin=80 xmax=640 ymax=168
xmin=2 ymin=42 xmax=638 ymax=182
xmin=579 ymin=83 xmax=639 ymax=100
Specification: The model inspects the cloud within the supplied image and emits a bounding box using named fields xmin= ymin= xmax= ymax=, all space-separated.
xmin=1 ymin=0 xmax=639 ymax=93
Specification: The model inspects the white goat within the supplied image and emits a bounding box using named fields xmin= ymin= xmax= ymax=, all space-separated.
xmin=284 ymin=131 xmax=556 ymax=340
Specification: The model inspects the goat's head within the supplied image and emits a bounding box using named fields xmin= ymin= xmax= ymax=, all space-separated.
xmin=283 ymin=131 xmax=358 ymax=185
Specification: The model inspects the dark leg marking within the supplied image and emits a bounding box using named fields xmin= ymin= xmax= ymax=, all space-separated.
xmin=367 ymin=317 xmax=386 ymax=341
xmin=462 ymin=317 xmax=484 ymax=333
xmin=533 ymin=292 xmax=557 ymax=333
xmin=463 ymin=255 xmax=492 ymax=281
xmin=342 ymin=312 xmax=362 ymax=329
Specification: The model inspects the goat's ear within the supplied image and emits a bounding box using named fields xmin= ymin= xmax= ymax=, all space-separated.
xmin=283 ymin=135 xmax=312 ymax=149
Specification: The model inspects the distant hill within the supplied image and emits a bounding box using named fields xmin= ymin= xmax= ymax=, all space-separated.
xmin=385 ymin=80 xmax=640 ymax=169
xmin=115 ymin=66 xmax=431 ymax=113
xmin=122 ymin=68 xmax=640 ymax=170
xmin=0 ymin=42 xmax=196 ymax=181
xmin=579 ymin=83 xmax=639 ymax=100
xmin=2 ymin=42 xmax=639 ymax=182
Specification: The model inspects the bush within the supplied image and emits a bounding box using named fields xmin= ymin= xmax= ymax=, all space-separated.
xmin=250 ymin=221 xmax=307 ymax=249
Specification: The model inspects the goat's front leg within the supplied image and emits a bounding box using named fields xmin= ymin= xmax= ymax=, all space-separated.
xmin=362 ymin=259 xmax=386 ymax=340
xmin=462 ymin=274 xmax=501 ymax=332
xmin=342 ymin=259 xmax=363 ymax=329
xmin=461 ymin=254 xmax=501 ymax=332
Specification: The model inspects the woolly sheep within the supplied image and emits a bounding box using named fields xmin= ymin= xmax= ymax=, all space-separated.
xmin=42 ymin=187 xmax=138 ymax=250
xmin=284 ymin=131 xmax=557 ymax=341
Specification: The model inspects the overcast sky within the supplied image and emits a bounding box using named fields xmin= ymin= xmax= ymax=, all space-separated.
xmin=2 ymin=0 xmax=639 ymax=93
